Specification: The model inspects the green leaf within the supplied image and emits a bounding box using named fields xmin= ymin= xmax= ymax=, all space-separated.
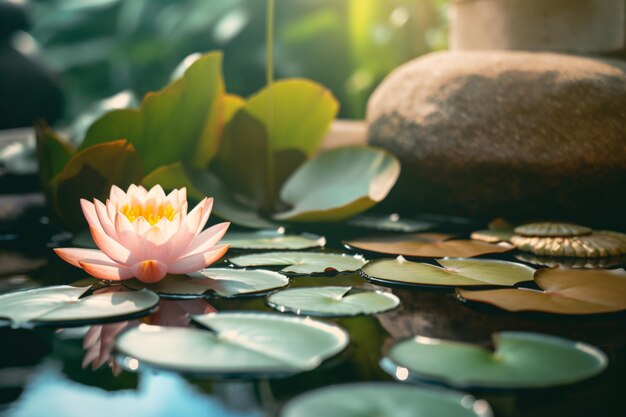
xmin=228 ymin=251 xmax=367 ymax=274
xmin=245 ymin=79 xmax=339 ymax=155
xmin=274 ymin=147 xmax=400 ymax=221
xmin=81 ymin=52 xmax=224 ymax=172
xmin=115 ymin=312 xmax=348 ymax=375
xmin=142 ymin=163 xmax=279 ymax=229
xmin=53 ymin=140 xmax=143 ymax=231
xmin=382 ymin=332 xmax=608 ymax=389
xmin=267 ymin=286 xmax=399 ymax=317
xmin=221 ymin=230 xmax=325 ymax=250
xmin=0 ymin=286 xmax=159 ymax=328
xmin=281 ymin=383 xmax=492 ymax=417
xmin=362 ymin=258 xmax=535 ymax=288
xmin=125 ymin=268 xmax=289 ymax=298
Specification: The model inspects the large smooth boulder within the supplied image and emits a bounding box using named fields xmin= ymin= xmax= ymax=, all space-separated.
xmin=367 ymin=51 xmax=626 ymax=228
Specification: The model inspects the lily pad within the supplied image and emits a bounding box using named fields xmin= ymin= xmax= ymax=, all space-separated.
xmin=470 ymin=230 xmax=514 ymax=243
xmin=345 ymin=235 xmax=512 ymax=258
xmin=228 ymin=251 xmax=367 ymax=274
xmin=382 ymin=332 xmax=607 ymax=390
xmin=274 ymin=147 xmax=400 ymax=222
xmin=514 ymin=222 xmax=592 ymax=237
xmin=125 ymin=268 xmax=289 ymax=299
xmin=280 ymin=382 xmax=492 ymax=417
xmin=222 ymin=230 xmax=325 ymax=250
xmin=115 ymin=312 xmax=348 ymax=376
xmin=457 ymin=267 xmax=626 ymax=315
xmin=361 ymin=257 xmax=534 ymax=288
xmin=0 ymin=286 xmax=159 ymax=328
xmin=267 ymin=286 xmax=400 ymax=317
xmin=347 ymin=214 xmax=435 ymax=233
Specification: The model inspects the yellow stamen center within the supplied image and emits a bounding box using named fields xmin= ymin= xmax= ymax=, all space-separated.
xmin=121 ymin=203 xmax=177 ymax=225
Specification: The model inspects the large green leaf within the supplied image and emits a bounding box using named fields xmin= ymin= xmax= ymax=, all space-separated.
xmin=141 ymin=163 xmax=278 ymax=229
xmin=81 ymin=52 xmax=224 ymax=172
xmin=0 ymin=286 xmax=159 ymax=328
xmin=211 ymin=79 xmax=338 ymax=210
xmin=115 ymin=312 xmax=348 ymax=376
xmin=35 ymin=123 xmax=75 ymax=200
xmin=274 ymin=147 xmax=400 ymax=221
xmin=362 ymin=258 xmax=535 ymax=288
xmin=53 ymin=140 xmax=143 ymax=231
xmin=382 ymin=332 xmax=608 ymax=389
xmin=125 ymin=268 xmax=289 ymax=299
xmin=281 ymin=383 xmax=492 ymax=417
xmin=244 ymin=79 xmax=339 ymax=155
xmin=229 ymin=251 xmax=367 ymax=274
xmin=267 ymin=286 xmax=399 ymax=317
xmin=222 ymin=230 xmax=325 ymax=250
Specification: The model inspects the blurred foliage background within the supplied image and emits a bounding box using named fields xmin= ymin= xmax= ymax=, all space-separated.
xmin=25 ymin=0 xmax=447 ymax=121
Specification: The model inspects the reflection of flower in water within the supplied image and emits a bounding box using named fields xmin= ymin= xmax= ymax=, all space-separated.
xmin=82 ymin=294 xmax=215 ymax=375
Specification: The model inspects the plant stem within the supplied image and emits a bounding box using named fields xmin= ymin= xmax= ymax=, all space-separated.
xmin=265 ymin=0 xmax=276 ymax=213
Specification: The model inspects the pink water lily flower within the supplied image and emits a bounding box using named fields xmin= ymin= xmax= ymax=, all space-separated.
xmin=54 ymin=184 xmax=230 ymax=283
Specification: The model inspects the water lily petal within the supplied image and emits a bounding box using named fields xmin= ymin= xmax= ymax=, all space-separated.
xmin=132 ymin=260 xmax=168 ymax=283
xmin=89 ymin=225 xmax=135 ymax=265
xmin=114 ymin=213 xmax=142 ymax=254
xmin=109 ymin=185 xmax=126 ymax=204
xmin=168 ymin=198 xmax=207 ymax=256
xmin=140 ymin=226 xmax=172 ymax=262
xmin=54 ymin=248 xmax=113 ymax=268
xmin=94 ymin=199 xmax=117 ymax=239
xmin=167 ymin=244 xmax=229 ymax=274
xmin=186 ymin=222 xmax=230 ymax=257
xmin=196 ymin=197 xmax=214 ymax=235
xmin=78 ymin=258 xmax=134 ymax=280
xmin=80 ymin=199 xmax=100 ymax=229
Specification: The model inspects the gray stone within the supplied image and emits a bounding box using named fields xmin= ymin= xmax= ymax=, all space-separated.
xmin=367 ymin=51 xmax=626 ymax=228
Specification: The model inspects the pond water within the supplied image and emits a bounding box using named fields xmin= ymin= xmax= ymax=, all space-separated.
xmin=0 ymin=194 xmax=625 ymax=417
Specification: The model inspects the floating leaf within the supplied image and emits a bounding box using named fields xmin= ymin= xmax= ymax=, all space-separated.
xmin=125 ymin=268 xmax=288 ymax=299
xmin=81 ymin=52 xmax=224 ymax=171
xmin=229 ymin=251 xmax=366 ymax=274
xmin=457 ymin=267 xmax=626 ymax=314
xmin=222 ymin=230 xmax=325 ymax=250
xmin=267 ymin=286 xmax=399 ymax=317
xmin=514 ymin=253 xmax=626 ymax=269
xmin=274 ymin=147 xmax=400 ymax=222
xmin=115 ymin=312 xmax=348 ymax=376
xmin=53 ymin=140 xmax=143 ymax=231
xmin=141 ymin=163 xmax=278 ymax=229
xmin=348 ymin=214 xmax=435 ymax=233
xmin=346 ymin=233 xmax=513 ymax=258
xmin=281 ymin=382 xmax=492 ymax=417
xmin=0 ymin=286 xmax=159 ymax=328
xmin=382 ymin=332 xmax=607 ymax=389
xmin=362 ymin=258 xmax=534 ymax=288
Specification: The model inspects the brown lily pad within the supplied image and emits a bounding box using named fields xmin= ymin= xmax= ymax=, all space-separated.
xmin=511 ymin=231 xmax=626 ymax=258
xmin=457 ymin=267 xmax=626 ymax=315
xmin=514 ymin=222 xmax=592 ymax=237
xmin=345 ymin=234 xmax=512 ymax=258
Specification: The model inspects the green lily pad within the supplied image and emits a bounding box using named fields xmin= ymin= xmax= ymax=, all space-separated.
xmin=81 ymin=52 xmax=224 ymax=171
xmin=274 ymin=147 xmax=400 ymax=222
xmin=115 ymin=312 xmax=348 ymax=376
xmin=125 ymin=268 xmax=288 ymax=299
xmin=0 ymin=286 xmax=159 ymax=328
xmin=382 ymin=332 xmax=607 ymax=390
xmin=267 ymin=286 xmax=400 ymax=317
xmin=229 ymin=251 xmax=367 ymax=274
xmin=348 ymin=214 xmax=435 ymax=233
xmin=221 ymin=230 xmax=325 ymax=250
xmin=281 ymin=382 xmax=493 ymax=417
xmin=361 ymin=257 xmax=535 ymax=288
